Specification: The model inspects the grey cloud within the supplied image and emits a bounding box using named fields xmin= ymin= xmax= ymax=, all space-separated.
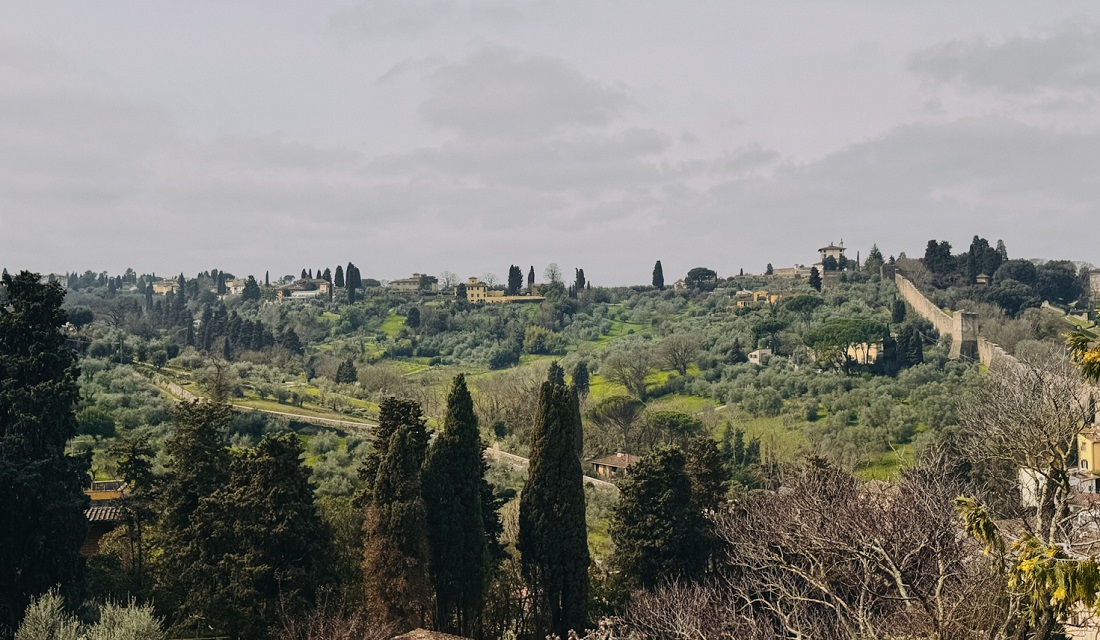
xmin=909 ymin=22 xmax=1100 ymax=93
xmin=325 ymin=0 xmax=455 ymax=38
xmin=419 ymin=49 xmax=631 ymax=139
xmin=371 ymin=128 xmax=669 ymax=194
xmin=325 ymin=0 xmax=524 ymax=39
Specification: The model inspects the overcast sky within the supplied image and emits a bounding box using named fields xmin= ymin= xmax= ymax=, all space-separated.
xmin=3 ymin=2 xmax=1100 ymax=284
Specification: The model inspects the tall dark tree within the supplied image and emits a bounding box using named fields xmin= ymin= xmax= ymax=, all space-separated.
xmin=144 ymin=282 xmax=154 ymax=311
xmin=264 ymin=270 xmax=269 ymax=286
xmin=571 ymin=361 xmax=590 ymax=398
xmin=611 ymin=446 xmax=708 ymax=589
xmin=241 ymin=275 xmax=261 ymax=302
xmin=280 ymin=328 xmax=303 ymax=355
xmin=176 ymin=433 xmax=329 ymax=640
xmin=363 ymin=410 xmax=432 ymax=631
xmin=422 ymin=375 xmax=498 ymax=636
xmin=507 ymin=265 xmax=523 ymax=296
xmin=0 ymin=272 xmax=89 ymax=634
xmin=892 ymin=298 xmax=907 ymax=324
xmin=518 ymin=364 xmax=589 ymax=639
xmin=321 ymin=267 xmax=332 ymax=283
xmin=156 ymin=401 xmax=232 ymax=625
xmin=652 ymin=260 xmax=665 ymax=290
xmin=574 ymin=269 xmax=586 ymax=292
xmin=405 ymin=307 xmax=421 ymax=329
xmin=527 ymin=266 xmax=535 ymax=293
xmin=335 ymin=358 xmax=358 ymax=384
xmin=809 ymin=266 xmax=822 ymax=292
xmin=334 ymin=265 xmax=345 ymax=288
xmin=346 ymin=263 xmax=361 ymax=303
xmin=765 ymin=263 xmax=774 ymax=276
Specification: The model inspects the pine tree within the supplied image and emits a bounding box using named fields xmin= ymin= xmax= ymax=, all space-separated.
xmin=519 ymin=364 xmax=589 ymax=638
xmin=422 ymin=375 xmax=498 ymax=635
xmin=363 ymin=419 xmax=432 ymax=631
xmin=652 ymin=260 xmax=665 ymax=290
xmin=765 ymin=263 xmax=773 ymax=276
xmin=184 ymin=433 xmax=329 ymax=640
xmin=334 ymin=265 xmax=344 ymax=288
xmin=809 ymin=266 xmax=822 ymax=292
xmin=0 ymin=272 xmax=89 ymax=634
xmin=611 ymin=446 xmax=708 ymax=589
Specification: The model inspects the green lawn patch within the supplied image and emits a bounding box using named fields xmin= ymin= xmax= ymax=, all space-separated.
xmin=380 ymin=312 xmax=407 ymax=338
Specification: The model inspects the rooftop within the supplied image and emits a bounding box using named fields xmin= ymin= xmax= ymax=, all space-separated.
xmin=590 ymin=452 xmax=641 ymax=469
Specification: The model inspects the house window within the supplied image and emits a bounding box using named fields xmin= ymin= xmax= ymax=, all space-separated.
xmin=1085 ymin=460 xmax=1090 ymax=470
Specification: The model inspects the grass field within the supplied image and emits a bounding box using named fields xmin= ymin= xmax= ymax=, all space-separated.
xmin=379 ymin=312 xmax=406 ymax=338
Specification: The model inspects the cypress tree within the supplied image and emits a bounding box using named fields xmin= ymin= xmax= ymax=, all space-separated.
xmin=265 ymin=270 xmax=269 ymax=286
xmin=507 ymin=265 xmax=523 ymax=296
xmin=363 ymin=421 xmax=432 ymax=631
xmin=527 ymin=266 xmax=535 ymax=293
xmin=809 ymin=266 xmax=822 ymax=292
xmin=652 ymin=260 xmax=664 ymax=290
xmin=610 ymin=446 xmax=708 ymax=589
xmin=0 ymin=272 xmax=88 ymax=634
xmin=518 ymin=363 xmax=589 ymax=638
xmin=422 ymin=375 xmax=497 ymax=635
xmin=334 ymin=265 xmax=344 ymax=288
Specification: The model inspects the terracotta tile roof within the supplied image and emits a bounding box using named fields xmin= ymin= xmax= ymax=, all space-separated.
xmin=392 ymin=630 xmax=471 ymax=640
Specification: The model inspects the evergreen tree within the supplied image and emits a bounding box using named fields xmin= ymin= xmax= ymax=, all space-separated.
xmin=281 ymin=328 xmax=303 ymax=355
xmin=334 ymin=265 xmax=344 ymax=288
xmin=156 ymin=401 xmax=232 ymax=625
xmin=177 ymin=273 xmax=186 ymax=301
xmin=652 ymin=260 xmax=665 ymax=290
xmin=301 ymin=269 xmax=309 ymax=280
xmin=611 ymin=446 xmax=707 ymax=589
xmin=997 ymin=239 xmax=1009 ymax=262
xmin=335 ymin=358 xmax=358 ymax=384
xmin=0 ymin=272 xmax=88 ymax=634
xmin=264 ymin=270 xmax=269 ymax=286
xmin=892 ymin=299 xmax=907 ymax=324
xmin=363 ymin=421 xmax=432 ymax=631
xmin=864 ymin=244 xmax=885 ymax=275
xmin=422 ymin=375 xmax=497 ymax=635
xmin=144 ymin=283 xmax=153 ymax=311
xmin=519 ymin=364 xmax=589 ymax=638
xmin=346 ymin=263 xmax=361 ymax=303
xmin=765 ymin=263 xmax=773 ymax=276
xmin=527 ymin=266 xmax=535 ymax=293
xmin=684 ymin=436 xmax=728 ymax=512
xmin=322 ymin=267 xmax=332 ymax=283
xmin=241 ymin=275 xmax=261 ymax=302
xmin=809 ymin=266 xmax=822 ymax=292
xmin=405 ymin=307 xmax=421 ymax=329
xmin=571 ymin=361 xmax=590 ymax=397
xmin=574 ymin=268 xmax=586 ymax=292
xmin=184 ymin=433 xmax=329 ymax=640
xmin=507 ymin=265 xmax=523 ymax=296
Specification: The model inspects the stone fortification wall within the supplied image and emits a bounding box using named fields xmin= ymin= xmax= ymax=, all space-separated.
xmin=894 ymin=274 xmax=954 ymax=338
xmin=893 ymin=273 xmax=986 ymax=363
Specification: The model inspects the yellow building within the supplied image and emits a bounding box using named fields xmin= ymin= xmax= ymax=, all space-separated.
xmin=1079 ymin=429 xmax=1100 ymax=473
xmin=152 ymin=279 xmax=179 ymax=295
xmin=459 ymin=277 xmax=488 ymax=304
xmin=735 ymin=289 xmax=786 ymax=308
